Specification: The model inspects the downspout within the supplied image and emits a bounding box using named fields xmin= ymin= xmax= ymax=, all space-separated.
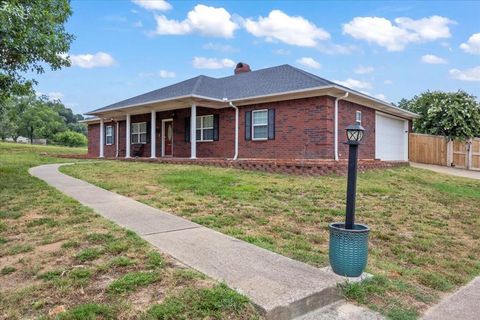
xmin=334 ymin=92 xmax=349 ymax=161
xmin=115 ymin=120 xmax=119 ymax=158
xmin=228 ymin=101 xmax=239 ymax=160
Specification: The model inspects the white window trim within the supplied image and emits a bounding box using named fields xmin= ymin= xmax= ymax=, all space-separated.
xmin=196 ymin=115 xmax=214 ymax=142
xmin=105 ymin=125 xmax=114 ymax=145
xmin=252 ymin=109 xmax=268 ymax=141
xmin=131 ymin=122 xmax=147 ymax=145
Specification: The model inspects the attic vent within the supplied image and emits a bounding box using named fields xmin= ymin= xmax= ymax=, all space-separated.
xmin=234 ymin=62 xmax=251 ymax=75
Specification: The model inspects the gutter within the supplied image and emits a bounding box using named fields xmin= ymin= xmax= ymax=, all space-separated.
xmin=334 ymin=92 xmax=349 ymax=161
xmin=228 ymin=100 xmax=239 ymax=160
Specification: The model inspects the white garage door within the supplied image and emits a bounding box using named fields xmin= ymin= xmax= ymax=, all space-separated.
xmin=375 ymin=112 xmax=408 ymax=161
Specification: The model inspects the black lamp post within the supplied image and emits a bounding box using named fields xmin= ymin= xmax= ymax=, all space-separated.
xmin=345 ymin=123 xmax=365 ymax=229
xmin=328 ymin=121 xmax=369 ymax=277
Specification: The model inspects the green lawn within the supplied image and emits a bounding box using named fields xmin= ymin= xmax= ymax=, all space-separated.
xmin=61 ymin=159 xmax=480 ymax=320
xmin=0 ymin=142 xmax=259 ymax=320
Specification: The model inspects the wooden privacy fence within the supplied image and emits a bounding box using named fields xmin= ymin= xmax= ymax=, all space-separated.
xmin=409 ymin=133 xmax=447 ymax=166
xmin=409 ymin=133 xmax=480 ymax=170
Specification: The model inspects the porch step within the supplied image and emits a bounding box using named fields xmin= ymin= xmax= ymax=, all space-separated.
xmin=30 ymin=163 xmax=366 ymax=319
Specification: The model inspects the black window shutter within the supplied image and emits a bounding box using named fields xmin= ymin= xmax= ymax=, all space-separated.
xmin=213 ymin=114 xmax=219 ymax=141
xmin=245 ymin=111 xmax=252 ymax=141
xmin=104 ymin=125 xmax=107 ymax=145
xmin=185 ymin=117 xmax=190 ymax=142
xmin=268 ymin=109 xmax=275 ymax=140
xmin=146 ymin=121 xmax=151 ymax=143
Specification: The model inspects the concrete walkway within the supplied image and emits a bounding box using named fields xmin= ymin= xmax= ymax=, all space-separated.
xmin=410 ymin=162 xmax=480 ymax=180
xmin=29 ymin=163 xmax=370 ymax=320
xmin=423 ymin=277 xmax=480 ymax=320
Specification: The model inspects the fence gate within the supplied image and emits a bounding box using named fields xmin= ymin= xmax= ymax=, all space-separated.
xmin=452 ymin=140 xmax=468 ymax=168
xmin=409 ymin=133 xmax=447 ymax=166
xmin=471 ymin=138 xmax=480 ymax=170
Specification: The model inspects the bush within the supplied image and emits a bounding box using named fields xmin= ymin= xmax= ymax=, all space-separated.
xmin=53 ymin=130 xmax=87 ymax=147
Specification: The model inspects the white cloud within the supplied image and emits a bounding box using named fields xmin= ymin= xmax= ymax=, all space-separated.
xmin=192 ymin=57 xmax=235 ymax=69
xmin=421 ymin=54 xmax=447 ymax=64
xmin=158 ymin=70 xmax=176 ymax=78
xmin=460 ymin=33 xmax=480 ymax=55
xmin=354 ymin=65 xmax=374 ymax=74
xmin=334 ymin=78 xmax=373 ymax=90
xmin=132 ymin=0 xmax=171 ymax=11
xmin=133 ymin=20 xmax=143 ymax=28
xmin=395 ymin=16 xmax=454 ymax=40
xmin=449 ymin=66 xmax=480 ymax=81
xmin=273 ymin=48 xmax=291 ymax=55
xmin=384 ymin=79 xmax=393 ymax=85
xmin=68 ymin=52 xmax=115 ymax=68
xmin=139 ymin=70 xmax=176 ymax=78
xmin=245 ymin=10 xmax=330 ymax=47
xmin=203 ymin=42 xmax=236 ymax=53
xmin=374 ymin=93 xmax=387 ymax=101
xmin=317 ymin=43 xmax=359 ymax=55
xmin=154 ymin=5 xmax=237 ymax=38
xmin=343 ymin=15 xmax=455 ymax=51
xmin=296 ymin=57 xmax=321 ymax=69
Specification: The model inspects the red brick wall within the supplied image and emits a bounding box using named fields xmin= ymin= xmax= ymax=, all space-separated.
xmin=336 ymin=99 xmax=376 ymax=160
xmin=238 ymin=96 xmax=334 ymax=159
xmin=87 ymin=95 xmax=403 ymax=160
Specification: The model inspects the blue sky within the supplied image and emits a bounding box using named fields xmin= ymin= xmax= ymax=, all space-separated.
xmin=33 ymin=0 xmax=480 ymax=114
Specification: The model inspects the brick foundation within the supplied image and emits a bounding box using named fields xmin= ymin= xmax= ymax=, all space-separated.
xmin=53 ymin=153 xmax=408 ymax=176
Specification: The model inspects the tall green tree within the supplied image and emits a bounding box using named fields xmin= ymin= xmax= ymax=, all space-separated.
xmin=399 ymin=90 xmax=480 ymax=141
xmin=0 ymin=0 xmax=74 ymax=106
xmin=20 ymin=100 xmax=66 ymax=143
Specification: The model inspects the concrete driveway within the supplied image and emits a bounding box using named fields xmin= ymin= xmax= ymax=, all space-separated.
xmin=410 ymin=162 xmax=480 ymax=180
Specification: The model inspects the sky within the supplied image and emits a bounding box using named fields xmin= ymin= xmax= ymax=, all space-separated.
xmin=32 ymin=0 xmax=480 ymax=115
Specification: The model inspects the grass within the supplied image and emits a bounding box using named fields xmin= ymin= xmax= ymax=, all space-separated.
xmin=61 ymin=159 xmax=480 ymax=319
xmin=0 ymin=142 xmax=259 ymax=319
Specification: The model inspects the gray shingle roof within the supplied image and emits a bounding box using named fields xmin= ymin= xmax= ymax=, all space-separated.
xmin=87 ymin=64 xmax=356 ymax=114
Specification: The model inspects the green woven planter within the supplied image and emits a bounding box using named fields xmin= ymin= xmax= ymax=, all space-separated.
xmin=329 ymin=222 xmax=370 ymax=277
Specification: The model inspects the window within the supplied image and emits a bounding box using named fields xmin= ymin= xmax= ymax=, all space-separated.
xmin=131 ymin=122 xmax=147 ymax=144
xmin=356 ymin=111 xmax=362 ymax=124
xmin=105 ymin=125 xmax=114 ymax=145
xmin=196 ymin=115 xmax=214 ymax=142
xmin=252 ymin=110 xmax=268 ymax=140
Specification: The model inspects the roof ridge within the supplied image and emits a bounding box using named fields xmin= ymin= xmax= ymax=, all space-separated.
xmin=191 ymin=75 xmax=204 ymax=95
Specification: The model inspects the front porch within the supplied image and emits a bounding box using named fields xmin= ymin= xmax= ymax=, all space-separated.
xmin=86 ymin=97 xmax=238 ymax=160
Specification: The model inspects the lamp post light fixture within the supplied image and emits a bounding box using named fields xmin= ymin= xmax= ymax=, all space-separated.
xmin=345 ymin=123 xmax=365 ymax=229
xmin=328 ymin=121 xmax=370 ymax=277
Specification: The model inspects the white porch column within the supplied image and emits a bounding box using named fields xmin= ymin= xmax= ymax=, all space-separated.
xmin=190 ymin=104 xmax=197 ymax=159
xmin=150 ymin=110 xmax=156 ymax=158
xmin=126 ymin=114 xmax=131 ymax=158
xmin=99 ymin=118 xmax=104 ymax=158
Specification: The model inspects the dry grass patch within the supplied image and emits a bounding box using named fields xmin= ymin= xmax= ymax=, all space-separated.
xmin=0 ymin=143 xmax=259 ymax=319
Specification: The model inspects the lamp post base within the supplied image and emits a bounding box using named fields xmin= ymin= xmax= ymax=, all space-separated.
xmin=329 ymin=222 xmax=370 ymax=277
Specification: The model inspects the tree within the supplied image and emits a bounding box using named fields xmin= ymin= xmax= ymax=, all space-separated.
xmin=0 ymin=0 xmax=74 ymax=106
xmin=20 ymin=101 xmax=66 ymax=143
xmin=0 ymin=94 xmax=32 ymax=141
xmin=400 ymin=90 xmax=480 ymax=141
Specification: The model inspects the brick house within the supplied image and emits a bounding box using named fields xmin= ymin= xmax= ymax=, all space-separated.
xmin=83 ymin=63 xmax=418 ymax=162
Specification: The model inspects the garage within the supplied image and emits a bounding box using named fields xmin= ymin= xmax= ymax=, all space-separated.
xmin=375 ymin=112 xmax=409 ymax=161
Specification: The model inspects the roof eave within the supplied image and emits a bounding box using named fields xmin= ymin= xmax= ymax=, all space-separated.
xmin=85 ymin=94 xmax=227 ymax=116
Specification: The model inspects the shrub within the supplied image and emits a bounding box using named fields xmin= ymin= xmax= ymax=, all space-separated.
xmin=53 ymin=130 xmax=87 ymax=147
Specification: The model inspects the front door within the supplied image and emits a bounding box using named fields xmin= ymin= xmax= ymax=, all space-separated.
xmin=163 ymin=120 xmax=173 ymax=156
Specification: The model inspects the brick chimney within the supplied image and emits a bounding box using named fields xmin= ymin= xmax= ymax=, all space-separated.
xmin=234 ymin=62 xmax=251 ymax=75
